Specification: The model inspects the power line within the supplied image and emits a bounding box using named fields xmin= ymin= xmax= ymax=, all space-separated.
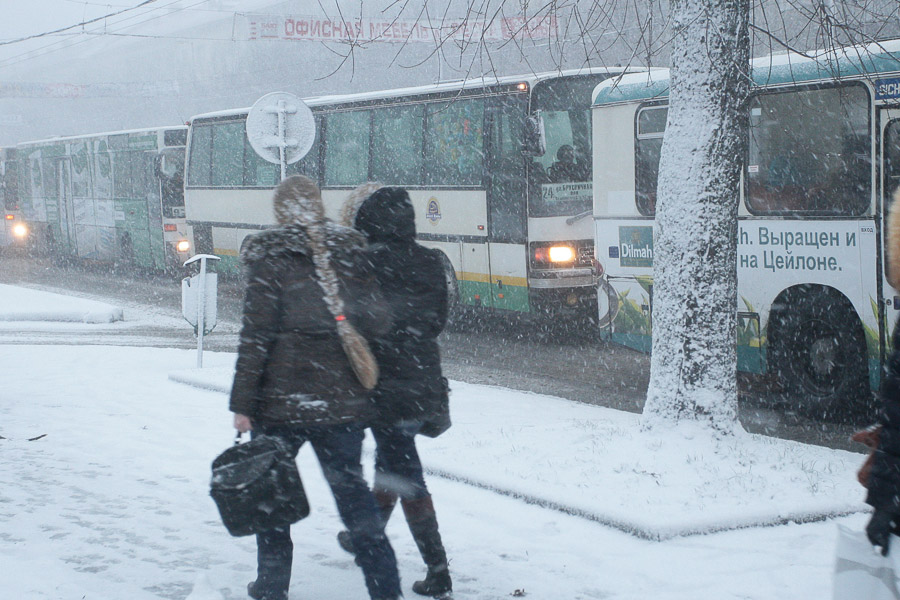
xmin=0 ymin=0 xmax=203 ymax=69
xmin=0 ymin=0 xmax=161 ymax=47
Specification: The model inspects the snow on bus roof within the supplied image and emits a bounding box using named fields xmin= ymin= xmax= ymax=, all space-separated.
xmin=188 ymin=66 xmax=637 ymax=123
xmin=18 ymin=125 xmax=187 ymax=147
xmin=592 ymin=38 xmax=900 ymax=107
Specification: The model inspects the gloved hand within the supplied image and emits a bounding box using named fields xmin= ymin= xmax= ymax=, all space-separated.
xmin=867 ymin=508 xmax=897 ymax=556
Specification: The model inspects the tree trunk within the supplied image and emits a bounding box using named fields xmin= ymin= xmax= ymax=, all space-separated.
xmin=641 ymin=0 xmax=750 ymax=435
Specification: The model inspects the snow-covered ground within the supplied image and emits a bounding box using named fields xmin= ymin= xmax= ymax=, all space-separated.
xmin=0 ymin=284 xmax=875 ymax=599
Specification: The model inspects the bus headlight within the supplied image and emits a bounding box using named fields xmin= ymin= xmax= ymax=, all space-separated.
xmin=176 ymin=240 xmax=191 ymax=253
xmin=12 ymin=223 xmax=27 ymax=238
xmin=548 ymin=246 xmax=576 ymax=263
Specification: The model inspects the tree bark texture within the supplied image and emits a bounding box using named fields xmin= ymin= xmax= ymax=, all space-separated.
xmin=642 ymin=0 xmax=750 ymax=434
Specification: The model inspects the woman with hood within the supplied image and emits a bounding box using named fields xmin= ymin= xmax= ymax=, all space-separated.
xmin=229 ymin=175 xmax=402 ymax=600
xmin=339 ymin=185 xmax=454 ymax=598
xmin=864 ymin=189 xmax=900 ymax=556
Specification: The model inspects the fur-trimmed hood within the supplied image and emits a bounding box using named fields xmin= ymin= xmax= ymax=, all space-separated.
xmin=240 ymin=222 xmax=365 ymax=266
xmin=340 ymin=182 xmax=383 ymax=228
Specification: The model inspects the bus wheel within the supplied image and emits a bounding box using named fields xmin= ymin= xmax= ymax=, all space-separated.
xmin=772 ymin=294 xmax=869 ymax=422
xmin=439 ymin=254 xmax=464 ymax=327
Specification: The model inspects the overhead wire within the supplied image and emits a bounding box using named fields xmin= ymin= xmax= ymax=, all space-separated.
xmin=0 ymin=0 xmax=161 ymax=46
xmin=0 ymin=0 xmax=212 ymax=70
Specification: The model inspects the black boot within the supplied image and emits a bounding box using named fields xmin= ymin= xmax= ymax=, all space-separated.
xmin=338 ymin=489 xmax=398 ymax=554
xmin=247 ymin=580 xmax=288 ymax=600
xmin=402 ymin=496 xmax=452 ymax=597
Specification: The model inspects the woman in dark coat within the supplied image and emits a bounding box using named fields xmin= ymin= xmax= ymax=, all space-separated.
xmin=865 ymin=189 xmax=900 ymax=556
xmin=229 ymin=175 xmax=402 ymax=600
xmin=338 ymin=185 xmax=453 ymax=597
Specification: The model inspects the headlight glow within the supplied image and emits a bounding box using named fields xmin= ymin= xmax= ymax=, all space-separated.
xmin=548 ymin=246 xmax=576 ymax=263
xmin=12 ymin=223 xmax=27 ymax=238
xmin=176 ymin=240 xmax=191 ymax=253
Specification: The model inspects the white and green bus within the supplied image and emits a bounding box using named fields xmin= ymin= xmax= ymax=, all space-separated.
xmin=185 ymin=68 xmax=632 ymax=319
xmin=18 ymin=127 xmax=191 ymax=271
xmin=592 ymin=41 xmax=900 ymax=417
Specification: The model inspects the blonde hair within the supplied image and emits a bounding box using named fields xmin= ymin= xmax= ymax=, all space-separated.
xmin=273 ymin=175 xmax=323 ymax=226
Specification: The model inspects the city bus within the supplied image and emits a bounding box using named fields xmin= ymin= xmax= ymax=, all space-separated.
xmin=591 ymin=40 xmax=900 ymax=418
xmin=0 ymin=148 xmax=28 ymax=249
xmin=185 ymin=68 xmax=633 ymax=319
xmin=17 ymin=126 xmax=191 ymax=271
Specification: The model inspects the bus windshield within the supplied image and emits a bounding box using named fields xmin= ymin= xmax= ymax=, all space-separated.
xmin=528 ymin=76 xmax=596 ymax=217
xmin=159 ymin=148 xmax=185 ymax=219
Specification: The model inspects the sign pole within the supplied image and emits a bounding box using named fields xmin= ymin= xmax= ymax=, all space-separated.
xmin=196 ymin=256 xmax=207 ymax=368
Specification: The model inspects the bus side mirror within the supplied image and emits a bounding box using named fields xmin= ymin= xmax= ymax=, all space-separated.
xmin=522 ymin=112 xmax=546 ymax=157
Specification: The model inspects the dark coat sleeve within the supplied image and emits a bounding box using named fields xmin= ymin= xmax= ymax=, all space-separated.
xmin=404 ymin=249 xmax=448 ymax=339
xmin=229 ymin=255 xmax=283 ymax=417
xmin=341 ymin=247 xmax=392 ymax=341
xmin=867 ymin=323 xmax=900 ymax=511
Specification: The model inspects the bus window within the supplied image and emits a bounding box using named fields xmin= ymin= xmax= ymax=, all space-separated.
xmin=243 ymin=132 xmax=278 ymax=187
xmin=1 ymin=160 xmax=17 ymax=210
xmin=487 ymin=98 xmax=526 ymax=243
xmin=884 ymin=120 xmax=900 ymax=201
xmin=528 ymin=76 xmax=595 ymax=217
xmin=325 ymin=111 xmax=371 ymax=186
xmin=113 ymin=151 xmax=134 ymax=199
xmin=71 ymin=142 xmax=91 ymax=198
xmin=211 ymin=121 xmax=244 ymax=187
xmin=635 ymin=105 xmax=667 ymax=216
xmin=747 ymin=83 xmax=871 ymax=216
xmin=372 ymin=105 xmax=424 ymax=184
xmin=285 ymin=116 xmax=321 ymax=182
xmin=425 ymin=99 xmax=484 ymax=186
xmin=159 ymin=148 xmax=185 ymax=218
xmin=94 ymin=144 xmax=112 ymax=200
xmin=188 ymin=124 xmax=212 ymax=187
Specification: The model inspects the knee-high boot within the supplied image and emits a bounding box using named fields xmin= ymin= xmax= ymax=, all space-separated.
xmin=401 ymin=495 xmax=452 ymax=597
xmin=338 ymin=489 xmax=398 ymax=554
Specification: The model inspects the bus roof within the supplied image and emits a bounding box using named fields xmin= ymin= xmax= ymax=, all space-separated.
xmin=189 ymin=66 xmax=637 ymax=122
xmin=18 ymin=125 xmax=187 ymax=148
xmin=592 ymin=39 xmax=900 ymax=107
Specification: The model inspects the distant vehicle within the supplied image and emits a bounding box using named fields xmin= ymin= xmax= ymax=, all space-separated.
xmin=0 ymin=147 xmax=28 ymax=248
xmin=591 ymin=40 xmax=900 ymax=419
xmin=185 ymin=68 xmax=636 ymax=320
xmin=17 ymin=127 xmax=191 ymax=271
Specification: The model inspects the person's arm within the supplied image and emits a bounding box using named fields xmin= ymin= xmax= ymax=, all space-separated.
xmin=343 ymin=248 xmax=392 ymax=340
xmin=866 ymin=326 xmax=900 ymax=554
xmin=229 ymin=255 xmax=282 ymax=418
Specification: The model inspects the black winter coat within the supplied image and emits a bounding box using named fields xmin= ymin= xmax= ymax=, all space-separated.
xmin=868 ymin=321 xmax=900 ymax=512
xmin=366 ymin=239 xmax=449 ymax=425
xmin=228 ymin=223 xmax=389 ymax=426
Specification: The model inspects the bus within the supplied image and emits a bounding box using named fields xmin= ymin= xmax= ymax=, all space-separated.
xmin=0 ymin=148 xmax=28 ymax=248
xmin=18 ymin=126 xmax=191 ymax=271
xmin=185 ymin=68 xmax=633 ymax=319
xmin=591 ymin=40 xmax=900 ymax=418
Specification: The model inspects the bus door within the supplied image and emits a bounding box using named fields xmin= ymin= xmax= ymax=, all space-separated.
xmin=880 ymin=110 xmax=900 ymax=351
xmin=56 ymin=159 xmax=76 ymax=255
xmin=485 ymin=100 xmax=528 ymax=312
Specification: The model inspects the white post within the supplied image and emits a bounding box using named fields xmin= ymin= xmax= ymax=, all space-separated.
xmin=196 ymin=256 xmax=207 ymax=368
xmin=277 ymin=99 xmax=287 ymax=182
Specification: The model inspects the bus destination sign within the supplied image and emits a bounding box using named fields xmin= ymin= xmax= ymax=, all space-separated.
xmin=875 ymin=77 xmax=900 ymax=100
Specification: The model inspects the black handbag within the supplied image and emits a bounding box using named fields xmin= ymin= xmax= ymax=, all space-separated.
xmin=419 ymin=377 xmax=452 ymax=438
xmin=210 ymin=433 xmax=310 ymax=537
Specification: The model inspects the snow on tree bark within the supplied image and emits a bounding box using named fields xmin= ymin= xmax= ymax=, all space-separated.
xmin=641 ymin=0 xmax=750 ymax=434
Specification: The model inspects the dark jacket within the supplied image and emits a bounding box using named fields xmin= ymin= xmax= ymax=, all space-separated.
xmin=867 ymin=190 xmax=900 ymax=511
xmin=228 ymin=223 xmax=389 ymax=426
xmin=353 ymin=187 xmax=449 ymax=424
